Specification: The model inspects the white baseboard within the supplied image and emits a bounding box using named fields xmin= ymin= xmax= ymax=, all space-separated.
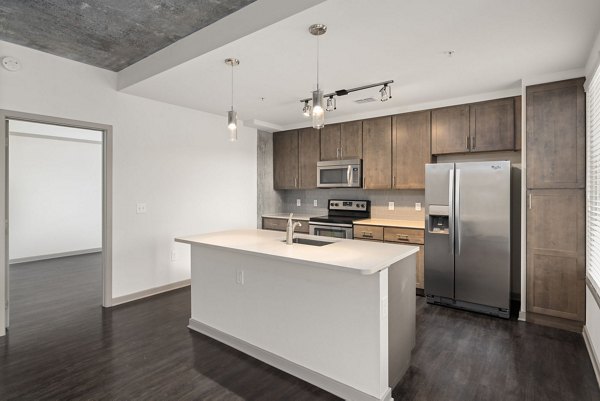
xmin=111 ymin=279 xmax=190 ymax=306
xmin=9 ymin=248 xmax=102 ymax=264
xmin=188 ymin=318 xmax=393 ymax=401
xmin=583 ymin=325 xmax=600 ymax=388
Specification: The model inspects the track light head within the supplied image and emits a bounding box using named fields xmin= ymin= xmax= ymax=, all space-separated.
xmin=302 ymin=100 xmax=312 ymax=117
xmin=380 ymin=84 xmax=391 ymax=102
xmin=326 ymin=96 xmax=336 ymax=112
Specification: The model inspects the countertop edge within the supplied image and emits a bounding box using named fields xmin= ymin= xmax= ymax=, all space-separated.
xmin=175 ymin=237 xmax=418 ymax=275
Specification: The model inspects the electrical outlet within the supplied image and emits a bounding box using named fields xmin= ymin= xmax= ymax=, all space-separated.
xmin=170 ymin=250 xmax=177 ymax=262
xmin=236 ymin=269 xmax=245 ymax=285
xmin=313 ymin=200 xmax=318 ymax=207
xmin=136 ymin=202 xmax=147 ymax=214
xmin=296 ymin=199 xmax=301 ymax=207
xmin=388 ymin=202 xmax=395 ymax=211
xmin=415 ymin=202 xmax=422 ymax=211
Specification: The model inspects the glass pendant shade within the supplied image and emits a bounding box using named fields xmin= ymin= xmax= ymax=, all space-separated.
xmin=228 ymin=110 xmax=238 ymax=142
xmin=312 ymin=89 xmax=325 ymax=129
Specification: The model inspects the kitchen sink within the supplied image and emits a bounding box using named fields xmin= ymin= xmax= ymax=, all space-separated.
xmin=282 ymin=238 xmax=333 ymax=247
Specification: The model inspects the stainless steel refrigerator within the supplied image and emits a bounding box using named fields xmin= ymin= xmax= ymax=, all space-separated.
xmin=425 ymin=161 xmax=511 ymax=318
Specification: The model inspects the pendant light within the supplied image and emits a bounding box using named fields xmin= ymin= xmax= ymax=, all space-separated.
xmin=309 ymin=24 xmax=327 ymax=129
xmin=225 ymin=58 xmax=239 ymax=141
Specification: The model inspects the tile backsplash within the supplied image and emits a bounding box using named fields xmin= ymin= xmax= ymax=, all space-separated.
xmin=283 ymin=188 xmax=425 ymax=221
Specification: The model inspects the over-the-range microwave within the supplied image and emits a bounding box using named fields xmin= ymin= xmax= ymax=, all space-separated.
xmin=317 ymin=159 xmax=362 ymax=188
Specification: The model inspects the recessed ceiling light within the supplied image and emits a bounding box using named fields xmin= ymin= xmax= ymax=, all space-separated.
xmin=444 ymin=50 xmax=456 ymax=58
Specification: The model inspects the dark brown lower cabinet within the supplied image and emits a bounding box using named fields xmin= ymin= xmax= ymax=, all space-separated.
xmin=526 ymin=189 xmax=585 ymax=331
xmin=353 ymin=225 xmax=425 ymax=290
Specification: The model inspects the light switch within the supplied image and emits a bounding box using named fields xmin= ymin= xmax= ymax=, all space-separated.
xmin=313 ymin=200 xmax=318 ymax=207
xmin=170 ymin=250 xmax=177 ymax=262
xmin=136 ymin=203 xmax=147 ymax=214
xmin=388 ymin=202 xmax=395 ymax=211
xmin=415 ymin=202 xmax=422 ymax=211
xmin=236 ymin=269 xmax=245 ymax=285
xmin=296 ymin=199 xmax=301 ymax=207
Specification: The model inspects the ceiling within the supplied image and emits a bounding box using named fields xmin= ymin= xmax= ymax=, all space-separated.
xmin=121 ymin=0 xmax=600 ymax=129
xmin=0 ymin=0 xmax=257 ymax=71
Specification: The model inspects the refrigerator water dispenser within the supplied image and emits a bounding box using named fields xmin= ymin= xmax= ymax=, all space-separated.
xmin=427 ymin=205 xmax=449 ymax=234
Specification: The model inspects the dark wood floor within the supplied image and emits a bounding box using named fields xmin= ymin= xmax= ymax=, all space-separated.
xmin=1 ymin=254 xmax=599 ymax=401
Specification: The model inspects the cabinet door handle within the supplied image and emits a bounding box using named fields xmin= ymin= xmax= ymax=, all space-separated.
xmin=528 ymin=193 xmax=532 ymax=209
xmin=336 ymin=148 xmax=340 ymax=159
xmin=466 ymin=135 xmax=470 ymax=150
xmin=295 ymin=177 xmax=298 ymax=188
xmin=396 ymin=234 xmax=410 ymax=241
xmin=472 ymin=136 xmax=476 ymax=149
xmin=362 ymin=231 xmax=373 ymax=238
xmin=363 ymin=176 xmax=366 ymax=188
xmin=340 ymin=147 xmax=343 ymax=159
xmin=393 ymin=175 xmax=396 ymax=187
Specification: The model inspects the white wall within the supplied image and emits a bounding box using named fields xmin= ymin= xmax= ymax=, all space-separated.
xmin=9 ymin=132 xmax=102 ymax=260
xmin=0 ymin=40 xmax=258 ymax=298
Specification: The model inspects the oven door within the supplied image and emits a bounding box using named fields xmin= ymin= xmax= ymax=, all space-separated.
xmin=309 ymin=222 xmax=353 ymax=239
xmin=317 ymin=160 xmax=361 ymax=188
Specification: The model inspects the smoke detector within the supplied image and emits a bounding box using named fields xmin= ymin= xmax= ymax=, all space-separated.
xmin=2 ymin=56 xmax=21 ymax=72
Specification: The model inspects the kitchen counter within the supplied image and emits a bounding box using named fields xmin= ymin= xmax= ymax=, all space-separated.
xmin=354 ymin=218 xmax=425 ymax=230
xmin=176 ymin=229 xmax=418 ymax=275
xmin=261 ymin=212 xmax=320 ymax=221
xmin=176 ymin=228 xmax=416 ymax=401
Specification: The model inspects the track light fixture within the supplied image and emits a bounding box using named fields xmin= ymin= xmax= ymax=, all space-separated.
xmin=300 ymin=79 xmax=393 ymax=118
xmin=326 ymin=96 xmax=336 ymax=112
xmin=225 ymin=58 xmax=239 ymax=142
xmin=302 ymin=100 xmax=312 ymax=117
xmin=380 ymin=84 xmax=391 ymax=102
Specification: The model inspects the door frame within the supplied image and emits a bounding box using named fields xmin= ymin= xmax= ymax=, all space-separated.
xmin=0 ymin=110 xmax=113 ymax=336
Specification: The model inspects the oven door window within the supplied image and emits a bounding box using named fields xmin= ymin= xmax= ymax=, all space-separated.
xmin=313 ymin=227 xmax=348 ymax=238
xmin=319 ymin=168 xmax=348 ymax=185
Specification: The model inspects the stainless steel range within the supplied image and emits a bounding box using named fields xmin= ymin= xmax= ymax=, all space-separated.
xmin=309 ymin=199 xmax=371 ymax=239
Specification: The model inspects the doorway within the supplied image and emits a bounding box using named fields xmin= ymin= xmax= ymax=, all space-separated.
xmin=0 ymin=110 xmax=113 ymax=336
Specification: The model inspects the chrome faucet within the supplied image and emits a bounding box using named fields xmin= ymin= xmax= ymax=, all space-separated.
xmin=286 ymin=213 xmax=302 ymax=245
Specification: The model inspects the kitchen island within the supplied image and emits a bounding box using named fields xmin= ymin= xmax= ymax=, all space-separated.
xmin=175 ymin=229 xmax=417 ymax=401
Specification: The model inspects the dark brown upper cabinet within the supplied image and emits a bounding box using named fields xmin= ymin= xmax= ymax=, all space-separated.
xmin=432 ymin=98 xmax=517 ymax=155
xmin=469 ymin=97 xmax=515 ymax=152
xmin=393 ymin=110 xmax=431 ymax=189
xmin=526 ymin=78 xmax=585 ymax=189
xmin=273 ymin=128 xmax=320 ymax=190
xmin=320 ymin=121 xmax=363 ymax=161
xmin=298 ymin=127 xmax=320 ymax=189
xmin=363 ymin=116 xmax=392 ymax=189
xmin=431 ymin=105 xmax=470 ymax=155
xmin=273 ymin=130 xmax=299 ymax=189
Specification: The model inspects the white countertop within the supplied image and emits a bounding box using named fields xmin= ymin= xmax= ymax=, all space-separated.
xmin=353 ymin=218 xmax=425 ymax=230
xmin=175 ymin=229 xmax=418 ymax=275
xmin=261 ymin=212 xmax=321 ymax=221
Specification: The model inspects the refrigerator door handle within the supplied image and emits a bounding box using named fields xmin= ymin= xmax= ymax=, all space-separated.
xmin=456 ymin=169 xmax=462 ymax=255
xmin=448 ymin=169 xmax=454 ymax=255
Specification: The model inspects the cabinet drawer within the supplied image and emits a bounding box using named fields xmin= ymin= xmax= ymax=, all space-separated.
xmin=384 ymin=227 xmax=424 ymax=244
xmin=353 ymin=225 xmax=384 ymax=240
xmin=262 ymin=217 xmax=309 ymax=233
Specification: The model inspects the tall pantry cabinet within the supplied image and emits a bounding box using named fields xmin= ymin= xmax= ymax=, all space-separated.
xmin=526 ymin=78 xmax=586 ymax=332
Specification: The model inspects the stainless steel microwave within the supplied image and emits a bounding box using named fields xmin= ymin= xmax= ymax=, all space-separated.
xmin=317 ymin=159 xmax=362 ymax=188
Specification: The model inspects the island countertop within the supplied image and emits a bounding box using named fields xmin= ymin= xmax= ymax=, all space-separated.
xmin=175 ymin=229 xmax=418 ymax=275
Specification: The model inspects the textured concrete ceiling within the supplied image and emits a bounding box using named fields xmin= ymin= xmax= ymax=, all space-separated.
xmin=0 ymin=0 xmax=257 ymax=71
